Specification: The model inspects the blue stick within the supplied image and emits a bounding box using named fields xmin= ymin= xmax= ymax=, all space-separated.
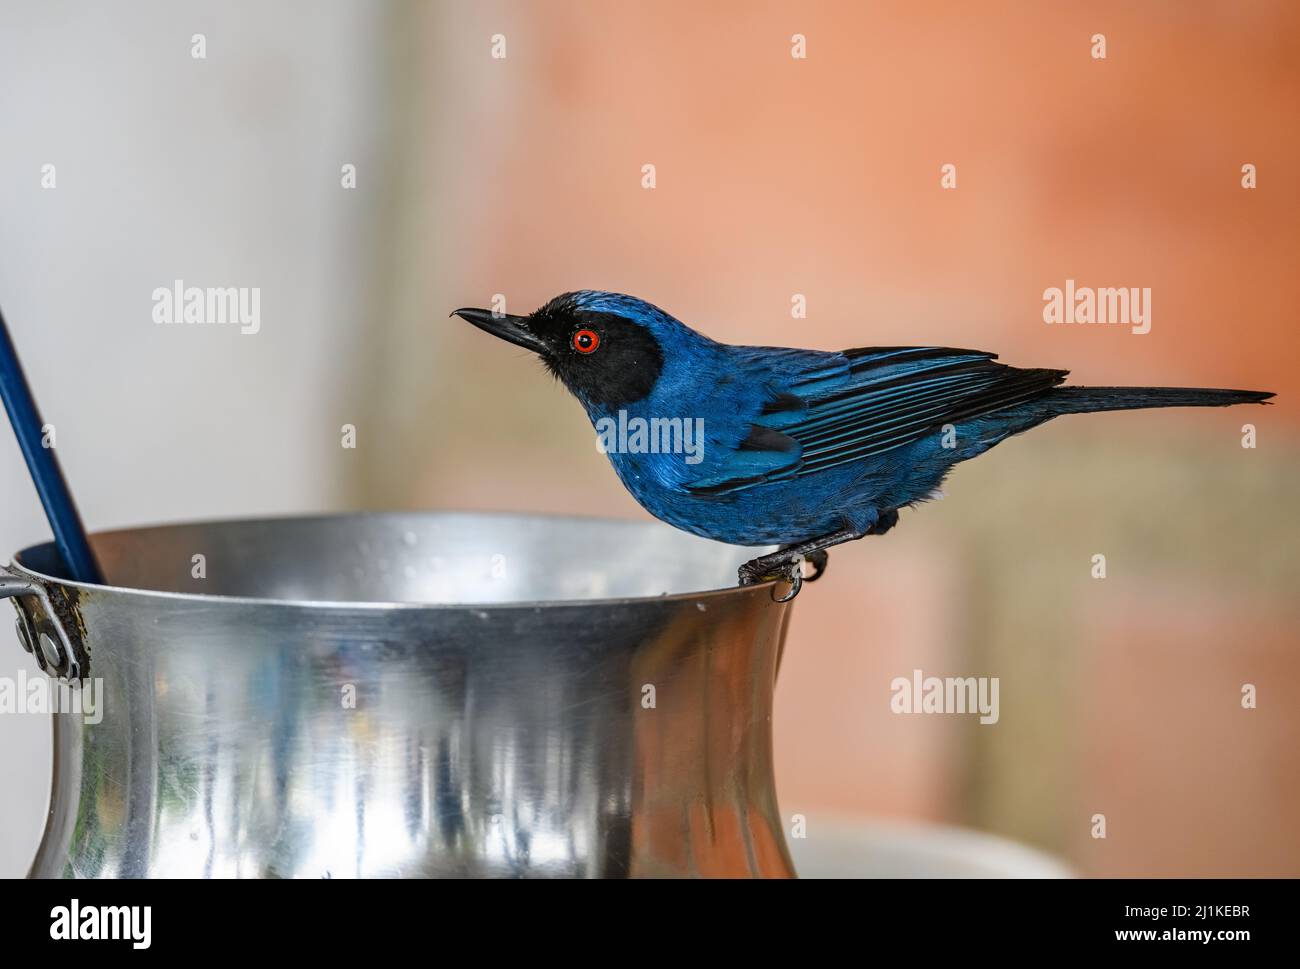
xmin=0 ymin=306 xmax=104 ymax=584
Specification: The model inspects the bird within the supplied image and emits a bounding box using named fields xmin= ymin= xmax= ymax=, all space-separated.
xmin=452 ymin=291 xmax=1273 ymax=600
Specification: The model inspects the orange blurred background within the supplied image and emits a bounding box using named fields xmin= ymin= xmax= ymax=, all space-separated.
xmin=355 ymin=0 xmax=1298 ymax=876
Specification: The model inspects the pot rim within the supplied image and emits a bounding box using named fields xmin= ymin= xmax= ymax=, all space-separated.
xmin=8 ymin=509 xmax=782 ymax=611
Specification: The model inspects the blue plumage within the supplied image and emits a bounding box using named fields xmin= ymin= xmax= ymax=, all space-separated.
xmin=453 ymin=291 xmax=1272 ymax=590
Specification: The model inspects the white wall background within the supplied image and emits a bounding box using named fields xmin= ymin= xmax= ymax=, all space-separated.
xmin=0 ymin=1 xmax=394 ymax=876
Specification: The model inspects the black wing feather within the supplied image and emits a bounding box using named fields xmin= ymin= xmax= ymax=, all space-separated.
xmin=685 ymin=345 xmax=1067 ymax=495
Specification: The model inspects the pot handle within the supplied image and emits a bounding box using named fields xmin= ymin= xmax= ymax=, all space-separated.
xmin=1 ymin=563 xmax=82 ymax=679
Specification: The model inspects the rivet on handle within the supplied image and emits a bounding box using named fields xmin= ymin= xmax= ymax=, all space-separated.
xmin=1 ymin=563 xmax=82 ymax=680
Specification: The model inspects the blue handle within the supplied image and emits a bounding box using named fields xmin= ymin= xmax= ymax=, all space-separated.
xmin=0 ymin=306 xmax=104 ymax=584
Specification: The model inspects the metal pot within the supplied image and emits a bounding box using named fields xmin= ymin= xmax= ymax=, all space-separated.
xmin=2 ymin=512 xmax=796 ymax=878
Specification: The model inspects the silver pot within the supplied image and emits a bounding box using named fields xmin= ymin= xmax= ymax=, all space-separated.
xmin=2 ymin=512 xmax=796 ymax=878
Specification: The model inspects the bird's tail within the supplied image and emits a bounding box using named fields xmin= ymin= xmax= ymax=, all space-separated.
xmin=1044 ymin=385 xmax=1274 ymax=415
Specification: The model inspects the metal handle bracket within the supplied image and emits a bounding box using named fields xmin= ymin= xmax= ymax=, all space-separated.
xmin=1 ymin=563 xmax=86 ymax=680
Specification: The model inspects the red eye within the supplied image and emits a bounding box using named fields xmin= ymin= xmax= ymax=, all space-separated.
xmin=572 ymin=329 xmax=600 ymax=354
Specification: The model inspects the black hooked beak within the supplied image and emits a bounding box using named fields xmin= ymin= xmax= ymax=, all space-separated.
xmin=450 ymin=307 xmax=547 ymax=354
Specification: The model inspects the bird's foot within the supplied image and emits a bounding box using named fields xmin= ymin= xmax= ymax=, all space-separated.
xmin=738 ymin=552 xmax=809 ymax=602
xmin=801 ymin=548 xmax=829 ymax=582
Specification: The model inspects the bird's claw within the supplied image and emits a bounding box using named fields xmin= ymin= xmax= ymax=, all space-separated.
xmin=737 ymin=555 xmax=807 ymax=602
xmin=802 ymin=549 xmax=829 ymax=582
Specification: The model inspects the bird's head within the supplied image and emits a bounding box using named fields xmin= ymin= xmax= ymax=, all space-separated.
xmin=452 ymin=291 xmax=703 ymax=410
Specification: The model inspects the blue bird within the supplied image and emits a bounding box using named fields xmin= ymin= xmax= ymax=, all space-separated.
xmin=453 ymin=291 xmax=1272 ymax=599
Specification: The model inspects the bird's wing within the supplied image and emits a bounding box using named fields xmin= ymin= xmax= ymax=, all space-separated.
xmin=684 ymin=345 xmax=1067 ymax=496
